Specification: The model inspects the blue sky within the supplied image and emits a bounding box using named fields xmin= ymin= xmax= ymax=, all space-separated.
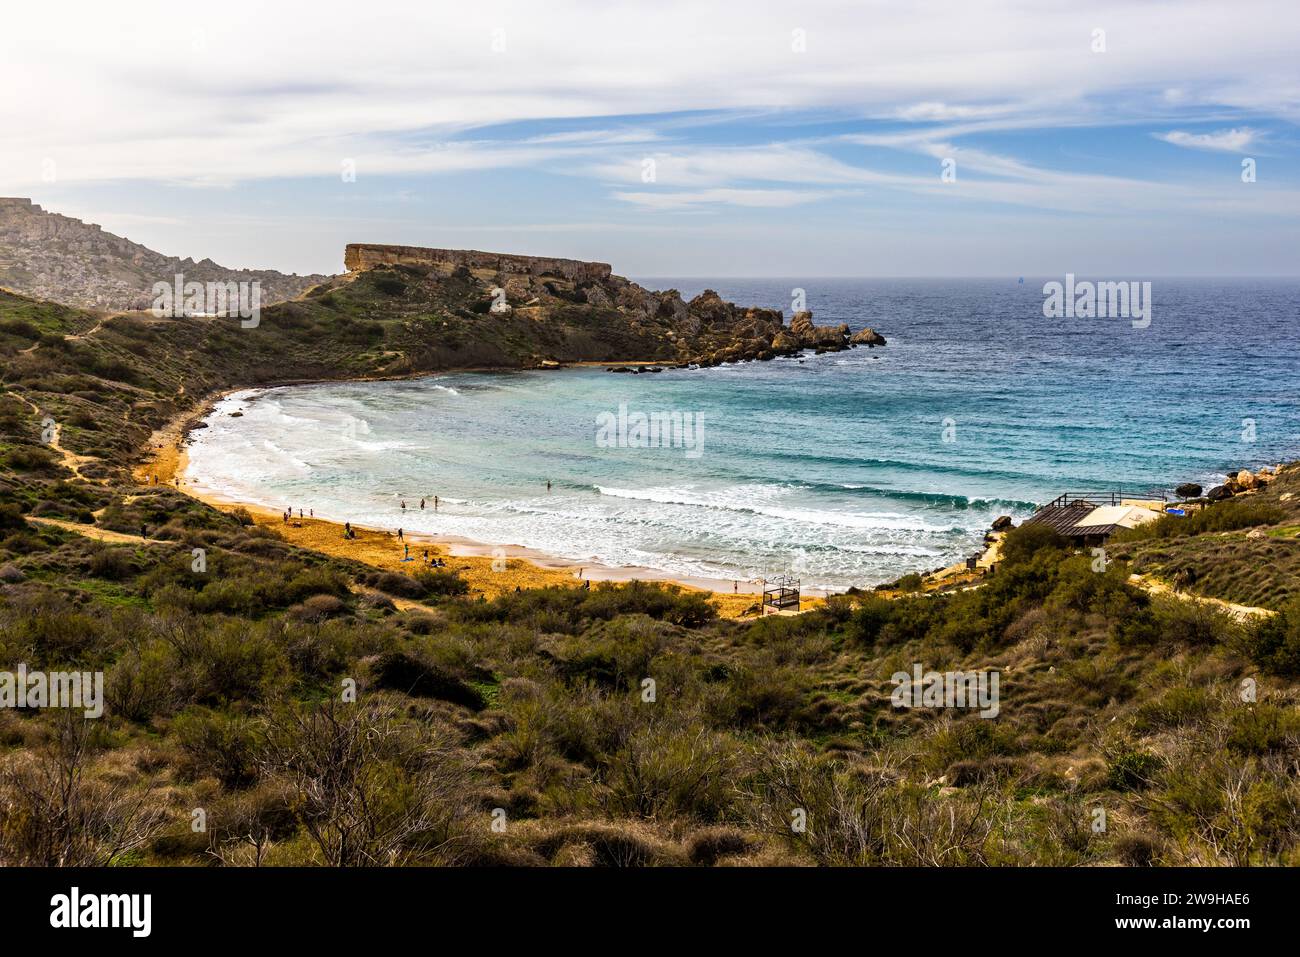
xmin=2 ymin=0 xmax=1298 ymax=277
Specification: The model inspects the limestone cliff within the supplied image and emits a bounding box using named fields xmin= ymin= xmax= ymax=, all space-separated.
xmin=344 ymin=243 xmax=611 ymax=283
xmin=0 ymin=198 xmax=332 ymax=311
xmin=336 ymin=243 xmax=885 ymax=368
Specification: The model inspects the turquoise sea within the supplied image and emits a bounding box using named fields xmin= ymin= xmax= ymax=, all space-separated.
xmin=184 ymin=278 xmax=1300 ymax=590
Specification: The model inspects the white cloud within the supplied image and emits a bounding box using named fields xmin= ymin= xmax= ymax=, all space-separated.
xmin=1154 ymin=127 xmax=1259 ymax=152
xmin=588 ymin=146 xmax=907 ymax=188
xmin=1 ymin=0 xmax=1297 ymax=189
xmin=611 ymin=188 xmax=837 ymax=210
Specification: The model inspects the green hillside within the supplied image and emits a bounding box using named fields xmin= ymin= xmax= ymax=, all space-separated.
xmin=1 ymin=282 xmax=1298 ymax=867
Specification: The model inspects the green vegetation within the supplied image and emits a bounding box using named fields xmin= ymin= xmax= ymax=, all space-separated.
xmin=1 ymin=286 xmax=1299 ymax=866
xmin=1112 ymin=474 xmax=1300 ymax=611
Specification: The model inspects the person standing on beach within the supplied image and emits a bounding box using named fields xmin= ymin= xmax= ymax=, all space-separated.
xmin=420 ymin=498 xmax=425 ymax=510
xmin=434 ymin=496 xmax=439 ymax=511
xmin=397 ymin=528 xmax=403 ymax=541
xmin=401 ymin=500 xmax=406 ymax=511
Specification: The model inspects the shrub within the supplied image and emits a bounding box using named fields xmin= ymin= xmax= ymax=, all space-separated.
xmin=1116 ymin=597 xmax=1236 ymax=649
xmin=1117 ymin=500 xmax=1285 ymax=542
xmin=105 ymin=641 xmax=176 ymax=722
xmin=845 ymin=595 xmax=893 ymax=646
xmin=173 ymin=708 xmax=261 ymax=789
xmin=1113 ymin=832 xmax=1163 ymax=866
xmin=604 ymin=722 xmax=741 ymax=822
xmin=0 ymin=504 xmax=28 ymax=531
xmin=88 ymin=546 xmax=135 ymax=581
xmin=687 ymin=827 xmax=752 ymax=865
xmin=1106 ymin=749 xmax=1162 ymax=791
xmin=1226 ymin=704 xmax=1300 ymax=755
xmin=999 ymin=523 xmax=1067 ymax=567
xmin=5 ymin=446 xmax=59 ymax=473
xmin=413 ymin=567 xmax=469 ymax=600
xmin=1236 ymin=599 xmax=1300 ymax=676
xmin=291 ymin=593 xmax=348 ymax=622
xmin=370 ymin=651 xmax=486 ymax=710
xmin=171 ymin=620 xmax=291 ymax=706
xmin=895 ymin=572 xmax=924 ymax=593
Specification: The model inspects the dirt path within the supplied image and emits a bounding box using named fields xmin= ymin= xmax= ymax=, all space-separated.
xmin=6 ymin=391 xmax=105 ymax=483
xmin=1128 ymin=573 xmax=1275 ymax=620
xmin=18 ymin=314 xmax=107 ymax=354
xmin=29 ymin=516 xmax=165 ymax=545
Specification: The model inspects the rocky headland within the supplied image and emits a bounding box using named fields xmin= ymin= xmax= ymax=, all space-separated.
xmin=341 ymin=242 xmax=887 ymax=370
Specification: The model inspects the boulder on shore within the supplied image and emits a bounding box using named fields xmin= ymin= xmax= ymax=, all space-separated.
xmin=1206 ymin=484 xmax=1235 ymax=502
xmin=1175 ymin=482 xmax=1203 ymax=499
xmin=990 ymin=515 xmax=1013 ymax=532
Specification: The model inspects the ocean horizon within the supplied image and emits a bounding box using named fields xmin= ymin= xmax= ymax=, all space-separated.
xmin=185 ymin=277 xmax=1300 ymax=590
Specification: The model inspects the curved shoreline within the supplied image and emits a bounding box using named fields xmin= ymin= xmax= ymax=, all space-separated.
xmin=139 ymin=380 xmax=825 ymax=617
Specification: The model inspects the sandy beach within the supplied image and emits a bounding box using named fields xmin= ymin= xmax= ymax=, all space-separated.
xmin=135 ymin=399 xmax=819 ymax=618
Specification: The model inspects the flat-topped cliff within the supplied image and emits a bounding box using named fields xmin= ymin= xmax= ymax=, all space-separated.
xmin=337 ymin=242 xmax=885 ymax=368
xmin=344 ymin=243 xmax=612 ymax=283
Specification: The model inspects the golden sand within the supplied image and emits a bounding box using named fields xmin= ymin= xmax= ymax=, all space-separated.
xmin=135 ymin=410 xmax=790 ymax=618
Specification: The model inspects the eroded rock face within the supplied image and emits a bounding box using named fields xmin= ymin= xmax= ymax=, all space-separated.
xmin=790 ymin=311 xmax=850 ymax=349
xmin=337 ymin=243 xmax=886 ymax=370
xmin=344 ymin=243 xmax=612 ymax=283
xmin=0 ymin=198 xmax=332 ymax=311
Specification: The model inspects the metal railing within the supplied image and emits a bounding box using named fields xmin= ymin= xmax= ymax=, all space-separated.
xmin=1042 ymin=490 xmax=1167 ymax=508
xmin=762 ymin=576 xmax=801 ymax=610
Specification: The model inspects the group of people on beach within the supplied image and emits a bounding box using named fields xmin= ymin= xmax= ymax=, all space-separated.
xmin=400 ymin=497 xmax=438 ymax=511
xmin=327 ymin=482 xmax=556 ymax=573
xmin=401 ymin=543 xmax=447 ymax=567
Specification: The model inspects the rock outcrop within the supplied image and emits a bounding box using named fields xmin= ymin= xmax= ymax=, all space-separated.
xmin=0 ymin=198 xmax=332 ymax=311
xmin=344 ymin=243 xmax=612 ymax=283
xmin=791 ymin=311 xmax=850 ymax=350
xmin=851 ymin=327 xmax=888 ymax=346
xmin=324 ymin=244 xmax=888 ymax=370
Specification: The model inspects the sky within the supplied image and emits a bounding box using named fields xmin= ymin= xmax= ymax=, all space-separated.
xmin=1 ymin=0 xmax=1298 ymax=277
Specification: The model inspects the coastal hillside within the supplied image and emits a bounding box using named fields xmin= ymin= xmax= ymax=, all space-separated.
xmin=1 ymin=281 xmax=1298 ymax=868
xmin=0 ymin=244 xmax=881 ymax=482
xmin=0 ymin=199 xmax=332 ymax=311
